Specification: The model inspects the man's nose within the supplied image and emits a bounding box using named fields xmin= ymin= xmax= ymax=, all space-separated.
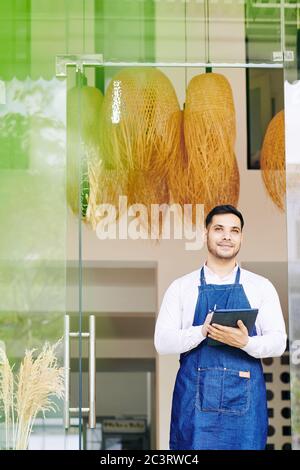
xmin=222 ymin=232 xmax=232 ymax=240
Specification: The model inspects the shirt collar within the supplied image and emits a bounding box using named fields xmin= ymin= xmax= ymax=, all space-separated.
xmin=203 ymin=261 xmax=239 ymax=282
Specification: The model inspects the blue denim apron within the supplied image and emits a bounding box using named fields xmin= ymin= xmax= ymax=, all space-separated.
xmin=169 ymin=266 xmax=268 ymax=450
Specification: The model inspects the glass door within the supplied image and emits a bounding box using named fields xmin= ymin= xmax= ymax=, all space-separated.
xmin=66 ymin=64 xmax=99 ymax=450
xmin=72 ymin=62 xmax=156 ymax=450
xmin=283 ymin=0 xmax=300 ymax=451
xmin=0 ymin=62 xmax=75 ymax=450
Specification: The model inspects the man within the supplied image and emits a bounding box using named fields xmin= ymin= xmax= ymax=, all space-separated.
xmin=154 ymin=205 xmax=287 ymax=450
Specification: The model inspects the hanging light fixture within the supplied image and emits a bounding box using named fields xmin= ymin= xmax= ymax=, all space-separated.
xmin=183 ymin=72 xmax=240 ymax=220
xmin=98 ymin=67 xmax=182 ymax=233
xmin=260 ymin=110 xmax=286 ymax=211
xmin=169 ymin=1 xmax=239 ymax=224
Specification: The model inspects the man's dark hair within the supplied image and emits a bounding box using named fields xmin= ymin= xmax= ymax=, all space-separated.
xmin=205 ymin=205 xmax=244 ymax=230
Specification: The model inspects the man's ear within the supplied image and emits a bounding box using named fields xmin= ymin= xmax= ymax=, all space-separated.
xmin=203 ymin=228 xmax=208 ymax=243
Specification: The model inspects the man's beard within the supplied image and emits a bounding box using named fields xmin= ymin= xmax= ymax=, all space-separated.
xmin=207 ymin=238 xmax=241 ymax=260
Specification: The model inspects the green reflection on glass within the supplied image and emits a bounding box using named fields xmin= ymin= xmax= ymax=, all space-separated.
xmin=0 ymin=78 xmax=66 ymax=357
xmin=0 ymin=1 xmax=31 ymax=81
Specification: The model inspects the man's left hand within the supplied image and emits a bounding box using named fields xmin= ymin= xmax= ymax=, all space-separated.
xmin=207 ymin=320 xmax=249 ymax=348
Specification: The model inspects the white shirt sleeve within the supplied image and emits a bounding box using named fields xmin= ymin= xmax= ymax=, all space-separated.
xmin=154 ymin=279 xmax=206 ymax=355
xmin=241 ymin=279 xmax=287 ymax=359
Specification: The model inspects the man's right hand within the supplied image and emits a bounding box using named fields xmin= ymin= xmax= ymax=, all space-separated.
xmin=202 ymin=312 xmax=213 ymax=337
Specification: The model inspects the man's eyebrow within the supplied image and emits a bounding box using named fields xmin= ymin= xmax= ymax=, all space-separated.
xmin=212 ymin=224 xmax=241 ymax=230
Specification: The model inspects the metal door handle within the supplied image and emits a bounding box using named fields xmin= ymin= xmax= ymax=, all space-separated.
xmin=89 ymin=315 xmax=96 ymax=428
xmin=64 ymin=315 xmax=70 ymax=429
xmin=64 ymin=314 xmax=96 ymax=429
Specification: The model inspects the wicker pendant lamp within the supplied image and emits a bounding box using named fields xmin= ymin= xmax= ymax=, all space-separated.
xmin=98 ymin=67 xmax=182 ymax=232
xmin=260 ymin=110 xmax=286 ymax=211
xmin=183 ymin=72 xmax=240 ymax=221
xmin=67 ymin=84 xmax=103 ymax=220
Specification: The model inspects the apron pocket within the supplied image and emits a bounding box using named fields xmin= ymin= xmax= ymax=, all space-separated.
xmin=196 ymin=367 xmax=250 ymax=416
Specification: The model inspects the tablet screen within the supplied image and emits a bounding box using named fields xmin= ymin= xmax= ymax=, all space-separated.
xmin=207 ymin=308 xmax=258 ymax=346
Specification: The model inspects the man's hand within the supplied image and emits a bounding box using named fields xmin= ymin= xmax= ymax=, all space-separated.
xmin=207 ymin=320 xmax=249 ymax=348
xmin=201 ymin=312 xmax=213 ymax=337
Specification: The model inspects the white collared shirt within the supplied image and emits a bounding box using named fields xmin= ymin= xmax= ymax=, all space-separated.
xmin=154 ymin=263 xmax=287 ymax=359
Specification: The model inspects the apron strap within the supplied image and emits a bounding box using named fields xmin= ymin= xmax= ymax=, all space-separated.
xmin=235 ymin=266 xmax=241 ymax=284
xmin=200 ymin=265 xmax=241 ymax=285
xmin=200 ymin=266 xmax=206 ymax=285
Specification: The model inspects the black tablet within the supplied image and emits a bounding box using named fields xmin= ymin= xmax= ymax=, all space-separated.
xmin=207 ymin=308 xmax=258 ymax=346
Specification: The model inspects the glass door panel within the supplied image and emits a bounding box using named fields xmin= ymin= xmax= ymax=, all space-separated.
xmin=283 ymin=1 xmax=300 ymax=450
xmin=74 ymin=63 xmax=156 ymax=450
xmin=0 ymin=69 xmax=73 ymax=450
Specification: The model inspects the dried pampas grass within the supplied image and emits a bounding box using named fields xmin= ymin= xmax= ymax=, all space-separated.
xmin=260 ymin=110 xmax=286 ymax=211
xmin=0 ymin=348 xmax=14 ymax=450
xmin=67 ymin=85 xmax=103 ymax=218
xmin=97 ymin=67 xmax=181 ymax=232
xmin=183 ymin=73 xmax=240 ymax=222
xmin=0 ymin=341 xmax=64 ymax=450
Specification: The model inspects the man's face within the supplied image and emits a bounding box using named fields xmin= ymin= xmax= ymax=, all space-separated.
xmin=204 ymin=213 xmax=243 ymax=260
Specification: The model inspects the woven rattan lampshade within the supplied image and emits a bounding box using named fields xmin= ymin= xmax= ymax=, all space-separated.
xmin=98 ymin=67 xmax=182 ymax=232
xmin=260 ymin=110 xmax=286 ymax=211
xmin=183 ymin=72 xmax=240 ymax=221
xmin=67 ymin=85 xmax=103 ymax=219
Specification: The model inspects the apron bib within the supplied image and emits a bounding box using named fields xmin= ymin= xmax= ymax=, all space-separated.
xmin=169 ymin=266 xmax=268 ymax=450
